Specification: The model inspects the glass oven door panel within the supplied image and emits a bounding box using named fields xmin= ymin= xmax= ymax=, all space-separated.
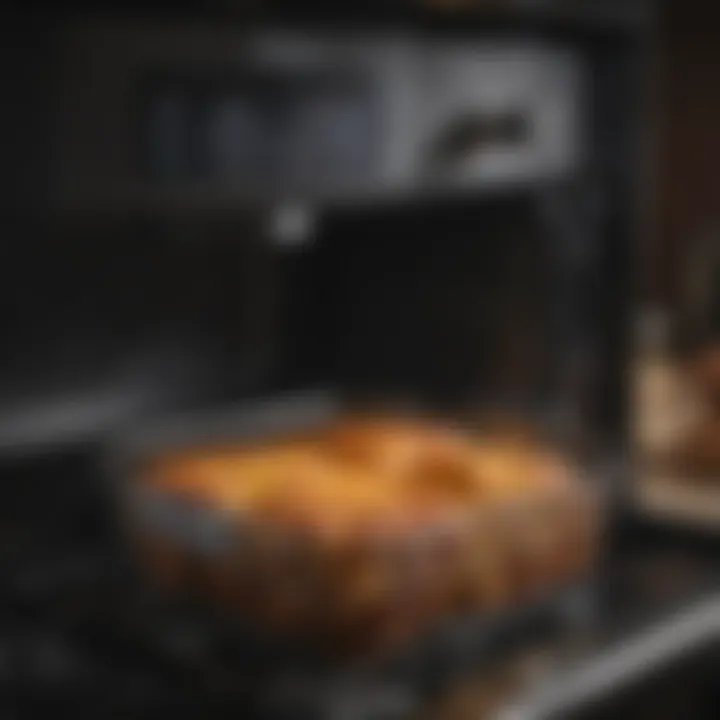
xmin=282 ymin=86 xmax=376 ymax=189
xmin=141 ymin=87 xmax=195 ymax=183
xmin=200 ymin=93 xmax=270 ymax=183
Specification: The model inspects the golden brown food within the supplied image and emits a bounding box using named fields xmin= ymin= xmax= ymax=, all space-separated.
xmin=125 ymin=416 xmax=597 ymax=656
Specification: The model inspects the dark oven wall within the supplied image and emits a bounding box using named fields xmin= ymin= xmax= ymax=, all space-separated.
xmin=0 ymin=215 xmax=280 ymax=412
xmin=279 ymin=194 xmax=592 ymax=428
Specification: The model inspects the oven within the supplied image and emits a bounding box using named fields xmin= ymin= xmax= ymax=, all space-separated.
xmin=3 ymin=8 xmax=698 ymax=720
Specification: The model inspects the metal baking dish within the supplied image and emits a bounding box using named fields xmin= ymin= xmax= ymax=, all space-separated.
xmin=104 ymin=388 xmax=603 ymax=668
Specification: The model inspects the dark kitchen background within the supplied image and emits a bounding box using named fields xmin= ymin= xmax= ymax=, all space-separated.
xmin=1 ymin=2 xmax=720 ymax=719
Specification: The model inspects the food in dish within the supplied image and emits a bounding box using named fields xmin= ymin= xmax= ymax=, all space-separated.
xmin=125 ymin=416 xmax=598 ymax=655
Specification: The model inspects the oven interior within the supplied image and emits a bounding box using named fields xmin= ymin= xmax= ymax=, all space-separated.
xmin=0 ymin=12 xmax=657 ymax=719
